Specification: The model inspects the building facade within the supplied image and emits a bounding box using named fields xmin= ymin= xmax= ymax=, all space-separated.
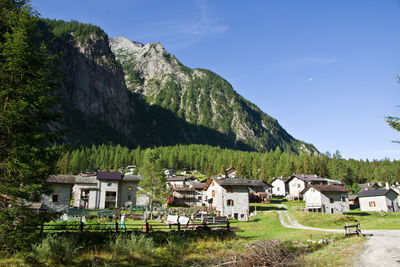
xmin=303 ymin=185 xmax=349 ymax=214
xmin=204 ymin=177 xmax=250 ymax=221
xmin=271 ymin=177 xmax=288 ymax=197
xmin=358 ymin=189 xmax=399 ymax=212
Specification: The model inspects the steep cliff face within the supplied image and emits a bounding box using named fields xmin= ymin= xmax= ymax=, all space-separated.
xmin=41 ymin=20 xmax=136 ymax=145
xmin=110 ymin=37 xmax=317 ymax=154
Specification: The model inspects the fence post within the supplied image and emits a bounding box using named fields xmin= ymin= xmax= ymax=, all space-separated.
xmin=203 ymin=221 xmax=207 ymax=230
xmin=40 ymin=222 xmax=44 ymax=234
xmin=115 ymin=221 xmax=119 ymax=233
xmin=145 ymin=219 xmax=149 ymax=233
xmin=80 ymin=221 xmax=84 ymax=232
xmin=227 ymin=220 xmax=230 ymax=231
xmin=178 ymin=221 xmax=181 ymax=231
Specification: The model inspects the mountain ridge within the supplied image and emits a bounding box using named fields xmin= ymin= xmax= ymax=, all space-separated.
xmin=110 ymin=36 xmax=317 ymax=154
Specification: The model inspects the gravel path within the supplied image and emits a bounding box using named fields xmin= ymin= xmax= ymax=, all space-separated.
xmin=276 ymin=205 xmax=400 ymax=266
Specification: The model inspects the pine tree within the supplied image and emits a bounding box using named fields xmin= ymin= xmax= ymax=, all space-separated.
xmin=138 ymin=150 xmax=167 ymax=218
xmin=0 ymin=0 xmax=61 ymax=252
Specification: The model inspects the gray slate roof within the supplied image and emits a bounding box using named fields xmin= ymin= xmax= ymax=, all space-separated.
xmin=123 ymin=175 xmax=142 ymax=181
xmin=216 ymin=177 xmax=250 ymax=186
xmin=97 ymin=172 xmax=122 ymax=180
xmin=75 ymin=176 xmax=98 ymax=184
xmin=192 ymin=182 xmax=206 ymax=190
xmin=47 ymin=175 xmax=76 ymax=184
xmin=288 ymin=174 xmax=327 ymax=182
xmin=248 ymin=180 xmax=271 ymax=187
xmin=358 ymin=189 xmax=398 ymax=197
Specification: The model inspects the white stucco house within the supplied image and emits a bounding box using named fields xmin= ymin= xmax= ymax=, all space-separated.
xmin=287 ymin=174 xmax=328 ymax=199
xmin=271 ymin=177 xmax=288 ymax=197
xmin=204 ymin=177 xmax=250 ymax=221
xmin=302 ymin=185 xmax=350 ymax=214
xmin=358 ymin=189 xmax=399 ymax=212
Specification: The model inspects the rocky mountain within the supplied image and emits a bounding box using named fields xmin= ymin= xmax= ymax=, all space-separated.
xmin=110 ymin=36 xmax=317 ymax=153
xmin=39 ymin=19 xmax=317 ymax=153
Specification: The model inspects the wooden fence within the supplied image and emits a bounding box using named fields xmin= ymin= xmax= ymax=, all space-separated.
xmin=35 ymin=220 xmax=230 ymax=234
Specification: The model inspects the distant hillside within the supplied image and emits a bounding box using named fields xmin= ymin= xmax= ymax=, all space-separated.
xmin=38 ymin=19 xmax=317 ymax=153
xmin=110 ymin=37 xmax=317 ymax=153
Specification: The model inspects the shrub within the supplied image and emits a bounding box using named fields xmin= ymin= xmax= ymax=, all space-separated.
xmin=28 ymin=234 xmax=81 ymax=265
xmin=110 ymin=233 xmax=155 ymax=260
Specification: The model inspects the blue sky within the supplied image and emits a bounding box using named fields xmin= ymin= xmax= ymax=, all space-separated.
xmin=31 ymin=0 xmax=400 ymax=160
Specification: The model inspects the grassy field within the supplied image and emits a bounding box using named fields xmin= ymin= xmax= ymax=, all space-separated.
xmin=0 ymin=203 xmax=368 ymax=266
xmin=280 ymin=200 xmax=400 ymax=230
xmin=304 ymin=236 xmax=366 ymax=266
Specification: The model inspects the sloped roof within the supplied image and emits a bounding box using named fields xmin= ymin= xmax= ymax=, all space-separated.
xmin=75 ymin=176 xmax=98 ymax=184
xmin=358 ymin=189 xmax=398 ymax=197
xmin=311 ymin=184 xmax=349 ymax=193
xmin=47 ymin=175 xmax=76 ymax=184
xmin=97 ymin=172 xmax=122 ymax=180
xmin=192 ymin=182 xmax=206 ymax=190
xmin=123 ymin=175 xmax=142 ymax=181
xmin=348 ymin=194 xmax=359 ymax=200
xmin=272 ymin=177 xmax=288 ymax=183
xmin=216 ymin=177 xmax=250 ymax=186
xmin=288 ymin=174 xmax=327 ymax=183
xmin=359 ymin=183 xmax=380 ymax=191
xmin=248 ymin=180 xmax=271 ymax=188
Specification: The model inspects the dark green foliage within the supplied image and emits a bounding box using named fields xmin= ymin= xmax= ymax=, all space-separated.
xmin=0 ymin=0 xmax=62 ymax=253
xmin=58 ymin=144 xmax=400 ymax=185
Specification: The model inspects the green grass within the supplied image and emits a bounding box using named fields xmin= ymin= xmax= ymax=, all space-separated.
xmin=304 ymin=236 xmax=366 ymax=266
xmin=231 ymin=212 xmax=341 ymax=242
xmin=284 ymin=201 xmax=400 ymax=230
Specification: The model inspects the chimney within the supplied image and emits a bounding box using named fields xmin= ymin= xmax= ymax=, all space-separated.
xmin=367 ymin=182 xmax=370 ymax=187
xmin=386 ymin=182 xmax=390 ymax=189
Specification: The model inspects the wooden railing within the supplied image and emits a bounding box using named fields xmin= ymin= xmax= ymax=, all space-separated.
xmin=33 ymin=220 xmax=230 ymax=234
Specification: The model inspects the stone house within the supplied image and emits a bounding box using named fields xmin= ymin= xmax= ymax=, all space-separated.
xmin=302 ymin=185 xmax=349 ymax=214
xmin=204 ymin=177 xmax=250 ymax=221
xmin=271 ymin=177 xmax=288 ymax=197
xmin=72 ymin=175 xmax=99 ymax=209
xmin=287 ymin=174 xmax=328 ymax=199
xmin=42 ymin=175 xmax=75 ymax=212
xmin=248 ymin=180 xmax=272 ymax=202
xmin=71 ymin=172 xmax=142 ymax=209
xmin=358 ymin=189 xmax=399 ymax=212
xmin=192 ymin=182 xmax=206 ymax=207
xmin=226 ymin=167 xmax=236 ymax=178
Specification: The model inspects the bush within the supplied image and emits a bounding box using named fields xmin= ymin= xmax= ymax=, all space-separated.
xmin=110 ymin=233 xmax=155 ymax=261
xmin=27 ymin=234 xmax=81 ymax=265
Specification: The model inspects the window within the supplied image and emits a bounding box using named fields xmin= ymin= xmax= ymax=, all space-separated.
xmin=128 ymin=186 xmax=132 ymax=191
xmin=329 ymin=198 xmax=334 ymax=203
xmin=297 ymin=183 xmax=301 ymax=188
xmin=211 ymin=182 xmax=215 ymax=186
xmin=52 ymin=195 xmax=58 ymax=203
xmin=341 ymin=196 xmax=346 ymax=202
xmin=277 ymin=187 xmax=280 ymax=191
xmin=197 ymin=196 xmax=202 ymax=200
xmin=211 ymin=190 xmax=215 ymax=197
xmin=127 ymin=194 xmax=131 ymax=201
xmin=107 ymin=182 xmax=112 ymax=187
xmin=369 ymin=201 xmax=376 ymax=207
xmin=227 ymin=199 xmax=234 ymax=206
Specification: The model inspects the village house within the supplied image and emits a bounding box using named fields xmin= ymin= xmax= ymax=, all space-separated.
xmin=302 ymin=185 xmax=349 ymax=214
xmin=271 ymin=177 xmax=288 ymax=197
xmin=287 ymin=174 xmax=328 ymax=199
xmin=72 ymin=175 xmax=99 ymax=209
xmin=42 ymin=175 xmax=75 ymax=212
xmin=204 ymin=177 xmax=250 ymax=221
xmin=225 ymin=167 xmax=236 ymax=178
xmin=358 ymin=188 xmax=399 ymax=212
xmin=164 ymin=168 xmax=176 ymax=177
xmin=192 ymin=182 xmax=206 ymax=207
xmin=348 ymin=195 xmax=359 ymax=209
xmin=248 ymin=180 xmax=272 ymax=202
xmin=360 ymin=182 xmax=380 ymax=191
